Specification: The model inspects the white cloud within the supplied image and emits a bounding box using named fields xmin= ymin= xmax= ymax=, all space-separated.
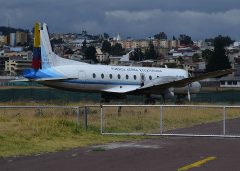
xmin=1 ymin=0 xmax=240 ymax=39
xmin=105 ymin=9 xmax=240 ymax=25
xmin=106 ymin=10 xmax=161 ymax=22
xmin=105 ymin=9 xmax=240 ymax=39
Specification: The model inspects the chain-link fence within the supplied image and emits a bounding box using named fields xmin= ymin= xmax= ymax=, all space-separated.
xmin=99 ymin=105 xmax=240 ymax=138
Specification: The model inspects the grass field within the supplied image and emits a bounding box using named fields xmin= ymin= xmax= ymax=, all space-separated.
xmin=0 ymin=101 xmax=240 ymax=158
xmin=0 ymin=104 xmax=142 ymax=157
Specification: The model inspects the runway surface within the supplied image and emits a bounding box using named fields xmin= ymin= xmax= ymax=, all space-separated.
xmin=1 ymin=119 xmax=240 ymax=171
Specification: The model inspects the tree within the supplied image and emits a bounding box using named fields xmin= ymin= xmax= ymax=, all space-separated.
xmin=179 ymin=34 xmax=193 ymax=45
xmin=65 ymin=48 xmax=74 ymax=54
xmin=217 ymin=35 xmax=234 ymax=46
xmin=81 ymin=39 xmax=87 ymax=53
xmin=84 ymin=46 xmax=97 ymax=62
xmin=145 ymin=42 xmax=157 ymax=60
xmin=154 ymin=32 xmax=167 ymax=40
xmin=202 ymin=49 xmax=213 ymax=62
xmin=101 ymin=40 xmax=111 ymax=53
xmin=206 ymin=36 xmax=231 ymax=72
xmin=205 ymin=36 xmax=234 ymax=47
xmin=205 ymin=38 xmax=214 ymax=46
xmin=177 ymin=57 xmax=184 ymax=64
xmin=50 ymin=38 xmax=64 ymax=46
xmin=103 ymin=33 xmax=109 ymax=39
xmin=130 ymin=48 xmax=144 ymax=61
xmin=192 ymin=53 xmax=201 ymax=62
xmin=111 ymin=43 xmax=125 ymax=56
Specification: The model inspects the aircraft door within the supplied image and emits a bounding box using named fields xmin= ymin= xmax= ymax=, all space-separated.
xmin=140 ymin=73 xmax=145 ymax=86
xmin=78 ymin=71 xmax=86 ymax=87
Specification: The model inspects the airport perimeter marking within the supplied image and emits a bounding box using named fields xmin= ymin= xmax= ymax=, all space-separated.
xmin=178 ymin=156 xmax=216 ymax=171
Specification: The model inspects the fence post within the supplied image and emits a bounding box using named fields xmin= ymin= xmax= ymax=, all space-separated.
xmin=84 ymin=106 xmax=88 ymax=130
xmin=76 ymin=107 xmax=80 ymax=127
xmin=160 ymin=106 xmax=163 ymax=134
xmin=223 ymin=107 xmax=226 ymax=136
xmin=100 ymin=105 xmax=103 ymax=134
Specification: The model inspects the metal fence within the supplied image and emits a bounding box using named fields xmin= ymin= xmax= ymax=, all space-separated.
xmin=98 ymin=105 xmax=240 ymax=138
xmin=1 ymin=105 xmax=240 ymax=138
xmin=0 ymin=105 xmax=101 ymax=131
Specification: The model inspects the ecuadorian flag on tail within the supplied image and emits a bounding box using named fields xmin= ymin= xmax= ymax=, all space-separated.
xmin=32 ymin=22 xmax=41 ymax=69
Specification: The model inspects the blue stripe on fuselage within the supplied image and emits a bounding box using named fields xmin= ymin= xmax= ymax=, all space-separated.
xmin=24 ymin=68 xmax=64 ymax=79
xmin=63 ymin=80 xmax=140 ymax=86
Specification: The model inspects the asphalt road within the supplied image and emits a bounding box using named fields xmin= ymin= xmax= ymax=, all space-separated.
xmin=1 ymin=120 xmax=240 ymax=171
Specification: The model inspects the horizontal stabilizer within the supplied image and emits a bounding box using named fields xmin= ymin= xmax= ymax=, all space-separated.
xmin=10 ymin=79 xmax=30 ymax=82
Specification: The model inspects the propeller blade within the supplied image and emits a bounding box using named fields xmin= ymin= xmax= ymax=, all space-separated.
xmin=187 ymin=84 xmax=191 ymax=102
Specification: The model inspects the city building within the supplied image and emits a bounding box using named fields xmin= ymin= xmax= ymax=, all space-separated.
xmin=5 ymin=57 xmax=31 ymax=76
xmin=10 ymin=33 xmax=16 ymax=46
xmin=0 ymin=35 xmax=7 ymax=45
xmin=96 ymin=48 xmax=108 ymax=62
xmin=16 ymin=31 xmax=28 ymax=45
xmin=219 ymin=77 xmax=240 ymax=88
xmin=0 ymin=56 xmax=9 ymax=75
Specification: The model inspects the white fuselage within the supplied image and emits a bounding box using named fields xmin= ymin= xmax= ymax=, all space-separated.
xmin=39 ymin=63 xmax=200 ymax=96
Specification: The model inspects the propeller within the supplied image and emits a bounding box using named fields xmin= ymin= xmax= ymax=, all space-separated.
xmin=187 ymin=70 xmax=191 ymax=102
xmin=187 ymin=84 xmax=191 ymax=102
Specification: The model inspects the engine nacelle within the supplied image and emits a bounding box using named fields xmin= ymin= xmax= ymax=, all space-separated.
xmin=163 ymin=89 xmax=175 ymax=99
xmin=174 ymin=81 xmax=201 ymax=95
xmin=151 ymin=88 xmax=175 ymax=100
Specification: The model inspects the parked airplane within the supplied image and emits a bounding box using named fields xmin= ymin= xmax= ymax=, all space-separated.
xmin=21 ymin=22 xmax=233 ymax=103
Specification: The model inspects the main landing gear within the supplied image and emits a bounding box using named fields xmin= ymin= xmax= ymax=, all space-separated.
xmin=144 ymin=98 xmax=156 ymax=104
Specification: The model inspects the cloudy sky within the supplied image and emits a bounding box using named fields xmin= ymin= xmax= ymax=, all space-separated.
xmin=1 ymin=0 xmax=240 ymax=40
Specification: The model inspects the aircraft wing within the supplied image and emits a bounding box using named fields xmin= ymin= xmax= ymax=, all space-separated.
xmin=130 ymin=68 xmax=234 ymax=94
xmin=103 ymin=85 xmax=141 ymax=93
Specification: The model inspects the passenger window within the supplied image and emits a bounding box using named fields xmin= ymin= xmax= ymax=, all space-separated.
xmin=109 ymin=74 xmax=113 ymax=79
xmin=101 ymin=74 xmax=104 ymax=79
xmin=134 ymin=75 xmax=137 ymax=80
xmin=118 ymin=74 xmax=121 ymax=79
xmin=93 ymin=73 xmax=96 ymax=78
xmin=126 ymin=75 xmax=129 ymax=79
xmin=149 ymin=76 xmax=152 ymax=80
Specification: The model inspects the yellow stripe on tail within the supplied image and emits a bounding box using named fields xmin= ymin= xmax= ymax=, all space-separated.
xmin=34 ymin=22 xmax=40 ymax=48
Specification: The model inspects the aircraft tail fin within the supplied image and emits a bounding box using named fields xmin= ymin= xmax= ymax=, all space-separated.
xmin=40 ymin=23 xmax=88 ymax=68
xmin=40 ymin=23 xmax=55 ymax=69
xmin=31 ymin=22 xmax=89 ymax=70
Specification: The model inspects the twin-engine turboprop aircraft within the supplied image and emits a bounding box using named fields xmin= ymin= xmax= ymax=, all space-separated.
xmin=21 ymin=22 xmax=233 ymax=103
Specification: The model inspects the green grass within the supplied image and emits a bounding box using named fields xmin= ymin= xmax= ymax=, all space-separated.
xmin=0 ymin=106 xmax=141 ymax=157
xmin=1 ymin=101 xmax=240 ymax=158
xmin=102 ymin=106 xmax=240 ymax=133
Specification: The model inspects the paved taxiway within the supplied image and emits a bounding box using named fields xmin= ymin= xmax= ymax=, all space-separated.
xmin=1 ymin=119 xmax=240 ymax=171
xmin=1 ymin=137 xmax=240 ymax=171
